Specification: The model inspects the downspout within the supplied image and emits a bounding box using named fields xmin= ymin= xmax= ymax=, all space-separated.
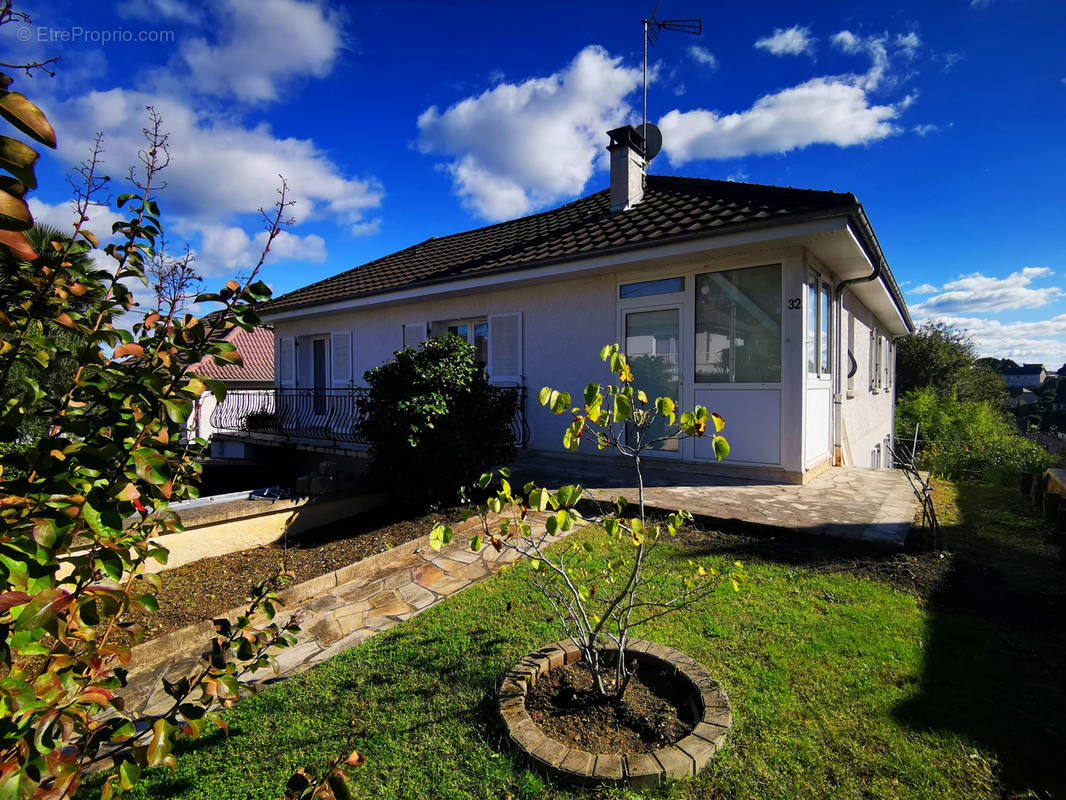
xmin=832 ymin=252 xmax=882 ymax=467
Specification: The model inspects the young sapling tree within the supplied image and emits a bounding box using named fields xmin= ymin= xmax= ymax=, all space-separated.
xmin=431 ymin=344 xmax=743 ymax=700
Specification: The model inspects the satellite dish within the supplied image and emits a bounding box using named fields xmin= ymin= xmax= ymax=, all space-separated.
xmin=638 ymin=122 xmax=662 ymax=160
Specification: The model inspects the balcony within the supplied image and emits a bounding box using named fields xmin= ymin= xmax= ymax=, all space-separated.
xmin=210 ymin=387 xmax=530 ymax=450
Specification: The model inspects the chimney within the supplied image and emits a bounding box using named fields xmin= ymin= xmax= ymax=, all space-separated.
xmin=607 ymin=125 xmax=646 ymax=212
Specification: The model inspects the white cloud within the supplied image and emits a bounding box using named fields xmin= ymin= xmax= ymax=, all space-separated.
xmin=920 ymin=314 xmax=1066 ymax=365
xmin=117 ymin=0 xmax=199 ymax=21
xmin=910 ymin=283 xmax=939 ymax=294
xmin=913 ymin=123 xmax=939 ymax=136
xmin=941 ymin=53 xmax=963 ymax=73
xmin=416 ymin=45 xmax=642 ymax=220
xmin=754 ymin=26 xmax=816 ymax=57
xmin=895 ymin=32 xmax=921 ymax=58
xmin=910 ymin=267 xmax=1063 ymax=316
xmin=51 ymin=89 xmax=383 ymax=233
xmin=658 ymin=77 xmax=898 ymax=164
xmin=688 ymin=46 xmax=719 ymax=69
xmin=197 ymin=224 xmax=326 ymax=277
xmin=164 ymin=0 xmax=346 ymax=103
xmin=725 ymin=168 xmax=749 ymax=183
xmin=28 ymin=198 xmax=124 ymax=242
xmin=673 ymin=83 xmax=687 ymax=97
xmin=831 ymin=30 xmax=892 ymax=91
xmin=971 ymin=0 xmax=993 ymax=7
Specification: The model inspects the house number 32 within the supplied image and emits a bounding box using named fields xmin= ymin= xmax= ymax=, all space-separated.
xmin=787 ymin=298 xmax=801 ymax=310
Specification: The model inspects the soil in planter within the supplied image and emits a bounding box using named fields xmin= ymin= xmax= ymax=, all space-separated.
xmin=525 ymin=656 xmax=697 ymax=754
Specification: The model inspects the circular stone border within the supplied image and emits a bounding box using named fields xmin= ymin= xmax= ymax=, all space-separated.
xmin=497 ymin=639 xmax=732 ymax=787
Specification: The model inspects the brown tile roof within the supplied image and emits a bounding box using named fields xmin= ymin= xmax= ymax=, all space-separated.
xmin=191 ymin=324 xmax=274 ymax=383
xmin=265 ymin=175 xmax=902 ymax=323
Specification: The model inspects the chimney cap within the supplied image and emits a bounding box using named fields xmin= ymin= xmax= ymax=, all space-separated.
xmin=607 ymin=125 xmax=645 ymax=151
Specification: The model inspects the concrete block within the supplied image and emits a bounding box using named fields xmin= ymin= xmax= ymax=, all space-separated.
xmin=310 ymin=475 xmax=337 ymax=495
xmin=295 ymin=475 xmax=312 ymax=496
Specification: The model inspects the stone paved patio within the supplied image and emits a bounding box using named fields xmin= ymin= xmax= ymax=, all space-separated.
xmin=509 ymin=453 xmax=919 ymax=547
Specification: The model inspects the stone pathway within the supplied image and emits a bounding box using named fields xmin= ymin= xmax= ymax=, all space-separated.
xmin=510 ymin=454 xmax=919 ymax=546
xmin=121 ymin=512 xmax=554 ymax=718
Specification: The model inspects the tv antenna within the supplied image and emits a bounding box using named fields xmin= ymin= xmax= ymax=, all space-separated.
xmin=642 ymin=3 xmax=701 ymax=157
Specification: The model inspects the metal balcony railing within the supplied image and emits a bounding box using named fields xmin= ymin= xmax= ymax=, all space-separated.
xmin=210 ymin=386 xmax=530 ymax=448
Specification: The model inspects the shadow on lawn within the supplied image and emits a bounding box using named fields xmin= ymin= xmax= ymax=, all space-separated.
xmin=892 ymin=485 xmax=1066 ymax=798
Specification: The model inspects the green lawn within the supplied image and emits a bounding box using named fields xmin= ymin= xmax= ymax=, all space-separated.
xmin=113 ymin=481 xmax=1064 ymax=800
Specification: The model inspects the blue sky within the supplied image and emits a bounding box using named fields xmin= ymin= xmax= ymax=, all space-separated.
xmin=4 ymin=0 xmax=1065 ymax=367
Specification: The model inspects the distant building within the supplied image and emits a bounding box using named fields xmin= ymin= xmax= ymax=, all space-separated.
xmin=1004 ymin=387 xmax=1040 ymax=409
xmin=1003 ymin=363 xmax=1046 ymax=388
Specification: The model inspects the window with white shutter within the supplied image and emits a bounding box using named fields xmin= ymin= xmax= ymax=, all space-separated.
xmin=488 ymin=312 xmax=522 ymax=384
xmin=402 ymin=322 xmax=427 ymax=350
xmin=278 ymin=337 xmax=296 ymax=387
xmin=868 ymin=330 xmax=876 ymax=392
xmin=331 ymin=331 xmax=352 ymax=385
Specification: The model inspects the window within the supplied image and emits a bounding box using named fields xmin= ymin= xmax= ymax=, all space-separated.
xmin=871 ymin=331 xmax=883 ymax=391
xmin=807 ymin=278 xmax=817 ymax=374
xmin=884 ymin=338 xmax=892 ymax=390
xmin=620 ymin=277 xmax=684 ymax=298
xmin=444 ymin=318 xmax=488 ymax=365
xmin=626 ymin=308 xmax=680 ymax=452
xmin=820 ymin=282 xmax=831 ymax=374
xmin=695 ymin=264 xmax=781 ymax=383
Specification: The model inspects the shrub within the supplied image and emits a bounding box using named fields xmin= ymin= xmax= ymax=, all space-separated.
xmin=360 ymin=334 xmax=516 ymax=506
xmin=897 ymin=386 xmax=1050 ymax=484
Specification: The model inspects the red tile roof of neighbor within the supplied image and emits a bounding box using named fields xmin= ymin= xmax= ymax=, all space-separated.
xmin=191 ymin=324 xmax=274 ymax=383
xmin=264 ymin=174 xmax=910 ymax=329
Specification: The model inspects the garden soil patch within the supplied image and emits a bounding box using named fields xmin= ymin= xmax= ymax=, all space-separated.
xmin=525 ymin=658 xmax=696 ymax=754
xmin=124 ymin=505 xmax=465 ymax=644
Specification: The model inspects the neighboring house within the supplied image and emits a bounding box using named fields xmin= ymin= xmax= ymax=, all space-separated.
xmin=187 ymin=322 xmax=274 ymax=444
xmin=1004 ymin=387 xmax=1040 ymax=410
xmin=1003 ymin=363 xmax=1047 ymax=388
xmin=244 ymin=126 xmax=911 ymax=483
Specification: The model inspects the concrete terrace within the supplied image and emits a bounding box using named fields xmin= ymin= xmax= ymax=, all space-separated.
xmin=509 ymin=454 xmax=920 ymax=547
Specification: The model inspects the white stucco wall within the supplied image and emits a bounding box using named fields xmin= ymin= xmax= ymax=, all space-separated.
xmin=275 ymin=274 xmax=614 ymax=452
xmin=269 ymin=241 xmax=905 ymax=478
xmin=840 ymin=291 xmax=896 ymax=467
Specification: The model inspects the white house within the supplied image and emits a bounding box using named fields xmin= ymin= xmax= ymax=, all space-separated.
xmin=248 ymin=126 xmax=912 ymax=483
xmin=1003 ymin=364 xmax=1047 ymax=388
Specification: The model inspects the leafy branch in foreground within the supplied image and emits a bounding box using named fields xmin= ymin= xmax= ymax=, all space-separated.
xmin=431 ymin=344 xmax=744 ymax=699
xmin=0 ymin=40 xmax=360 ymax=799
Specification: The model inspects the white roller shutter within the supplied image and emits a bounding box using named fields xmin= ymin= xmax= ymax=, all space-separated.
xmin=278 ymin=336 xmax=296 ymax=387
xmin=488 ymin=312 xmax=522 ymax=384
xmin=331 ymin=331 xmax=352 ymax=385
xmin=402 ymin=322 xmax=427 ymax=350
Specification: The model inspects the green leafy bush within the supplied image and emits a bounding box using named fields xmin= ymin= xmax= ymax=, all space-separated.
xmin=897 ymin=386 xmax=1050 ymax=484
xmin=359 ymin=334 xmax=516 ymax=506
